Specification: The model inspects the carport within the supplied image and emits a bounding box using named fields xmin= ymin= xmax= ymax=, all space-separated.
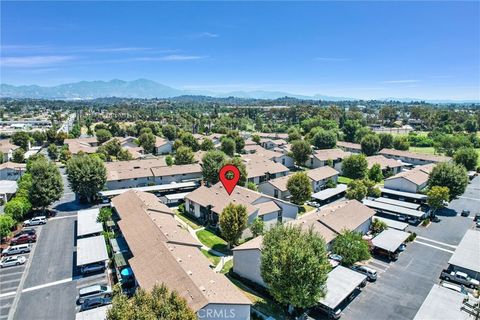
xmin=77 ymin=208 xmax=103 ymax=238
xmin=372 ymin=228 xmax=410 ymax=253
xmin=373 ymin=217 xmax=408 ymax=231
xmin=76 ymin=235 xmax=108 ymax=267
xmin=75 ymin=305 xmax=110 ymax=320
xmin=363 ymin=199 xmax=426 ymax=220
xmin=373 ymin=197 xmax=421 ymax=210
xmin=318 ymin=266 xmax=367 ymax=313
xmin=448 ymin=229 xmax=480 ymax=280
xmin=379 ymin=187 xmax=427 ymax=204
xmin=311 ymin=184 xmax=347 ymax=205
xmin=98 ymin=181 xmax=198 ymax=198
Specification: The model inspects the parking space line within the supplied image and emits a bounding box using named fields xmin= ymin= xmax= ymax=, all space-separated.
xmin=0 ymin=279 xmax=20 ymax=286
xmin=22 ymin=277 xmax=73 ymax=293
xmin=415 ymin=236 xmax=457 ymax=249
xmin=49 ymin=214 xmax=77 ymax=221
xmin=0 ymin=293 xmax=15 ymax=299
xmin=458 ymin=196 xmax=480 ymax=201
xmin=414 ymin=240 xmax=455 ymax=254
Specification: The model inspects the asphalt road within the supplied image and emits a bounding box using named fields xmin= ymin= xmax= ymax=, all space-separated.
xmin=341 ymin=175 xmax=479 ymax=320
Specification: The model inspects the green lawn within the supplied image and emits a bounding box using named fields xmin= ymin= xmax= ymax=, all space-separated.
xmin=175 ymin=211 xmax=202 ymax=230
xmin=201 ymin=249 xmax=221 ymax=266
xmin=221 ymin=259 xmax=233 ymax=274
xmin=338 ymin=176 xmax=353 ymax=184
xmin=410 ymin=146 xmax=480 ymax=166
xmin=196 ymin=229 xmax=229 ymax=254
xmin=299 ymin=204 xmax=315 ymax=215
xmin=226 ymin=275 xmax=287 ymax=319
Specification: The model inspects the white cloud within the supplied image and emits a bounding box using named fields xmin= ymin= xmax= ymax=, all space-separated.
xmin=88 ymin=47 xmax=151 ymax=53
xmin=133 ymin=55 xmax=207 ymax=61
xmin=192 ymin=32 xmax=219 ymax=38
xmin=383 ymin=79 xmax=420 ymax=84
xmin=1 ymin=55 xmax=76 ymax=67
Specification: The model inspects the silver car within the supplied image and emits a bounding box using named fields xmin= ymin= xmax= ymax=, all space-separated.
xmin=0 ymin=255 xmax=27 ymax=268
xmin=23 ymin=216 xmax=47 ymax=227
xmin=78 ymin=284 xmax=112 ymax=304
xmin=352 ymin=265 xmax=378 ymax=281
xmin=2 ymin=244 xmax=32 ymax=256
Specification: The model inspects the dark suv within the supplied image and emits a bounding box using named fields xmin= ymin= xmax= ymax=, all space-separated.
xmin=14 ymin=228 xmax=36 ymax=237
xmin=10 ymin=233 xmax=37 ymax=245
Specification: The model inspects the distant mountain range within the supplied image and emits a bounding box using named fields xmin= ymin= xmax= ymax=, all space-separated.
xmin=1 ymin=79 xmax=477 ymax=103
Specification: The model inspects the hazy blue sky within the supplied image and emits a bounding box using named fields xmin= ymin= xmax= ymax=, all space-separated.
xmin=1 ymin=1 xmax=479 ymax=100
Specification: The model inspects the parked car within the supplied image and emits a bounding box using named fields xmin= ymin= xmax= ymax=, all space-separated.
xmin=10 ymin=233 xmax=36 ymax=245
xmin=80 ymin=262 xmax=106 ymax=275
xmin=0 ymin=255 xmax=27 ymax=268
xmin=476 ymin=220 xmax=480 ymax=228
xmin=14 ymin=228 xmax=36 ymax=237
xmin=78 ymin=284 xmax=112 ymax=304
xmin=23 ymin=216 xmax=47 ymax=227
xmin=373 ymin=247 xmax=398 ymax=261
xmin=396 ymin=243 xmax=407 ymax=252
xmin=316 ymin=304 xmax=342 ymax=319
xmin=407 ymin=217 xmax=419 ymax=225
xmin=328 ymin=254 xmax=343 ymax=263
xmin=474 ymin=213 xmax=480 ymax=221
xmin=2 ymin=244 xmax=32 ymax=256
xmin=80 ymin=297 xmax=112 ymax=311
xmin=440 ymin=270 xmax=479 ymax=289
xmin=397 ymin=215 xmax=407 ymax=222
xmin=351 ymin=265 xmax=377 ymax=281
xmin=431 ymin=215 xmax=441 ymax=223
xmin=461 ymin=210 xmax=470 ymax=217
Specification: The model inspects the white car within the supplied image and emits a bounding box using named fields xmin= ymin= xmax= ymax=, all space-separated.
xmin=23 ymin=216 xmax=47 ymax=227
xmin=0 ymin=255 xmax=27 ymax=268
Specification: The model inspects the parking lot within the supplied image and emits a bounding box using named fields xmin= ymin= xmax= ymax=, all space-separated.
xmin=342 ymin=176 xmax=479 ymax=320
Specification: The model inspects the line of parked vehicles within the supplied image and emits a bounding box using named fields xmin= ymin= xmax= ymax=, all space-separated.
xmin=0 ymin=216 xmax=46 ymax=268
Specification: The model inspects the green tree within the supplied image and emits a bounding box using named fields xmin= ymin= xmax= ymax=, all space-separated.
xmin=342 ymin=154 xmax=368 ymax=179
xmin=97 ymin=207 xmax=113 ymax=224
xmin=368 ymin=163 xmax=384 ymax=183
xmin=0 ymin=215 xmax=15 ymax=240
xmin=378 ymin=133 xmax=394 ymax=149
xmin=325 ymin=178 xmax=337 ymax=189
xmin=96 ymin=129 xmax=112 ymax=145
xmin=32 ymin=131 xmax=47 ymax=146
xmin=138 ymin=132 xmax=156 ymax=154
xmin=234 ymin=136 xmax=245 ymax=153
xmin=288 ymin=129 xmax=302 ymax=142
xmin=251 ymin=134 xmax=261 ymax=144
xmin=354 ymin=127 xmax=372 ymax=143
xmin=261 ymin=224 xmax=330 ymax=311
xmin=60 ymin=148 xmax=72 ymax=163
xmin=343 ymin=120 xmax=361 ymax=142
xmin=17 ymin=173 xmax=32 ymax=198
xmin=165 ymin=155 xmax=174 ymax=166
xmin=361 ymin=134 xmax=380 ymax=156
xmin=312 ymin=129 xmax=337 ymax=149
xmin=200 ymin=138 xmax=215 ymax=151
xmin=363 ymin=179 xmax=381 ymax=197
xmin=180 ymin=132 xmax=200 ymax=152
xmin=47 ymin=143 xmax=59 ymax=160
xmin=202 ymin=150 xmax=227 ymax=185
xmin=11 ymin=131 xmax=31 ymax=150
xmin=247 ymin=181 xmax=258 ymax=191
xmin=161 ymin=124 xmax=177 ymax=140
xmin=287 ymin=172 xmax=312 ymax=205
xmin=66 ymin=154 xmax=107 ymax=202
xmin=428 ymin=162 xmax=468 ymax=200
xmin=346 ymin=180 xmax=368 ymax=201
xmin=291 ymin=140 xmax=311 ymax=166
xmin=465 ymin=119 xmax=478 ymax=133
xmin=106 ymin=284 xmax=196 ymax=320
xmin=117 ymin=149 xmax=133 ymax=161
xmin=219 ymin=203 xmax=248 ymax=248
xmin=393 ymin=136 xmax=410 ymax=151
xmin=332 ymin=230 xmax=371 ymax=266
xmin=12 ymin=148 xmax=25 ymax=163
xmin=28 ymin=158 xmax=63 ymax=211
xmin=454 ymin=147 xmax=478 ymax=171
xmin=249 ymin=217 xmax=264 ymax=237
xmin=427 ymin=186 xmax=450 ymax=215
xmin=174 ymin=146 xmax=195 ymax=165
xmin=4 ymin=197 xmax=32 ymax=222
xmin=221 ymin=137 xmax=236 ymax=156
xmin=371 ymin=218 xmax=388 ymax=235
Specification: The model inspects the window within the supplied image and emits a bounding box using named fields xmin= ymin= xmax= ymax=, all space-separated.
xmin=277 ymin=211 xmax=282 ymax=222
xmin=274 ymin=189 xmax=278 ymax=198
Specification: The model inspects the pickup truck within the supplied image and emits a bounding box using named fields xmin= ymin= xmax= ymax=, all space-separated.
xmin=440 ymin=270 xmax=479 ymax=289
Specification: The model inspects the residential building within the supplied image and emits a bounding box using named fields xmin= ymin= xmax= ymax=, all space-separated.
xmin=64 ymin=137 xmax=99 ymax=154
xmin=0 ymin=139 xmax=19 ymax=162
xmin=243 ymin=144 xmax=294 ymax=168
xmin=383 ymin=164 xmax=434 ymax=193
xmin=105 ymin=158 xmax=202 ymax=190
xmin=0 ymin=161 xmax=26 ymax=180
xmin=185 ymin=182 xmax=298 ymax=228
xmin=306 ymin=166 xmax=340 ymax=192
xmin=379 ymin=148 xmax=451 ymax=165
xmin=154 ymin=136 xmax=173 ymax=154
xmin=259 ymin=138 xmax=287 ymax=150
xmin=366 ymin=155 xmax=403 ymax=175
xmin=232 ymin=200 xmax=375 ymax=287
xmin=307 ymin=148 xmax=351 ymax=171
xmin=241 ymin=153 xmax=290 ymax=184
xmin=447 ymin=229 xmax=480 ymax=281
xmin=0 ymin=180 xmax=18 ymax=203
xmin=337 ymin=141 xmax=362 ymax=153
xmin=111 ymin=190 xmax=251 ymax=319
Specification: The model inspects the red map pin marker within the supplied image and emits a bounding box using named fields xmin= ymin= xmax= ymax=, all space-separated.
xmin=219 ymin=164 xmax=240 ymax=195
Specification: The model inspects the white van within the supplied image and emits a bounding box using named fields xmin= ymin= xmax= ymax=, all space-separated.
xmin=2 ymin=244 xmax=32 ymax=256
xmin=77 ymin=284 xmax=112 ymax=304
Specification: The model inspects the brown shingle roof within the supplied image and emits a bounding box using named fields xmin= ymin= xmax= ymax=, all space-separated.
xmin=313 ymin=148 xmax=351 ymax=161
xmin=112 ymin=190 xmax=251 ymax=310
xmin=64 ymin=137 xmax=98 ymax=154
xmin=385 ymin=167 xmax=430 ymax=186
xmin=0 ymin=140 xmax=18 ymax=153
xmin=379 ymin=148 xmax=451 ymax=163
xmin=366 ymin=155 xmax=403 ymax=170
xmin=241 ymin=154 xmax=289 ymax=178
xmin=265 ymin=175 xmax=291 ymax=192
xmin=151 ymin=163 xmax=202 ymax=177
xmin=306 ymin=166 xmax=339 ymax=182
xmin=337 ymin=141 xmax=362 ymax=150
xmin=105 ymin=158 xmax=166 ymax=181
xmin=0 ymin=161 xmax=27 ymax=170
